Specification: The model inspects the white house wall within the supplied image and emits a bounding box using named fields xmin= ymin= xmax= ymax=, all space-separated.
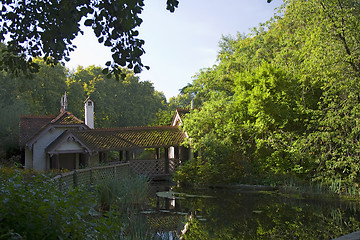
xmin=24 ymin=148 xmax=33 ymax=169
xmin=56 ymin=140 xmax=83 ymax=151
xmin=32 ymin=128 xmax=76 ymax=170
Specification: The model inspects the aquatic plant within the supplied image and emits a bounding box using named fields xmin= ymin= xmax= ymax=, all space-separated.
xmin=96 ymin=173 xmax=149 ymax=212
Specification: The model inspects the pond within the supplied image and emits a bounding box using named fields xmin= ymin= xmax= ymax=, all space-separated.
xmin=146 ymin=183 xmax=360 ymax=240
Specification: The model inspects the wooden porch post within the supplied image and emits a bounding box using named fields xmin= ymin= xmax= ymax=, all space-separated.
xmin=174 ymin=146 xmax=179 ymax=159
xmin=56 ymin=154 xmax=60 ymax=169
xmin=164 ymin=147 xmax=169 ymax=174
xmin=119 ymin=151 xmax=123 ymax=161
xmin=155 ymin=148 xmax=160 ymax=159
xmin=50 ymin=154 xmax=60 ymax=169
xmin=126 ymin=150 xmax=130 ymax=161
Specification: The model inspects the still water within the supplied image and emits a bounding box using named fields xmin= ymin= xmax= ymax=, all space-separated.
xmin=148 ymin=184 xmax=360 ymax=240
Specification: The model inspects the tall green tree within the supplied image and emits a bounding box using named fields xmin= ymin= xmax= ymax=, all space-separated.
xmin=0 ymin=59 xmax=67 ymax=152
xmin=0 ymin=0 xmax=275 ymax=77
xmin=68 ymin=66 xmax=167 ymax=128
xmin=0 ymin=71 xmax=29 ymax=151
xmin=177 ymin=0 xmax=360 ymax=189
xmin=281 ymin=0 xmax=360 ymax=186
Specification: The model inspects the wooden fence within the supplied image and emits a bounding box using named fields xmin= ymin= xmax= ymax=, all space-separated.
xmin=51 ymin=159 xmax=181 ymax=191
xmin=129 ymin=158 xmax=180 ymax=176
xmin=51 ymin=163 xmax=130 ymax=191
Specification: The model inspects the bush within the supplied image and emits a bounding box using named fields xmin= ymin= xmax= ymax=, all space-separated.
xmin=174 ymin=156 xmax=246 ymax=186
xmin=0 ymin=168 xmax=124 ymax=239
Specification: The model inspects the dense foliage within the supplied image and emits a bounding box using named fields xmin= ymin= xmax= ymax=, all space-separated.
xmin=66 ymin=65 xmax=167 ymax=128
xmin=0 ymin=168 xmax=124 ymax=239
xmin=0 ymin=0 xmax=180 ymax=77
xmin=176 ymin=0 xmax=360 ymax=190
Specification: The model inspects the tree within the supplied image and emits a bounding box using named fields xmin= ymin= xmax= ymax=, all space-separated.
xmin=68 ymin=65 xmax=167 ymax=128
xmin=0 ymin=71 xmax=30 ymax=152
xmin=177 ymin=0 xmax=360 ymax=189
xmin=0 ymin=0 xmax=180 ymax=77
xmin=0 ymin=58 xmax=68 ymax=153
xmin=0 ymin=0 xmax=275 ymax=78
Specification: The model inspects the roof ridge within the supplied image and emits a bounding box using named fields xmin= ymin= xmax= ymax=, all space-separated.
xmin=87 ymin=126 xmax=178 ymax=131
xmin=50 ymin=111 xmax=84 ymax=124
xmin=20 ymin=115 xmax=56 ymax=118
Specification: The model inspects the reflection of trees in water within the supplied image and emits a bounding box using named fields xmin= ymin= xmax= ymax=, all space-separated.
xmin=177 ymin=190 xmax=360 ymax=240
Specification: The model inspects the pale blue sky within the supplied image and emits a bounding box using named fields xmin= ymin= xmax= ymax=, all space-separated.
xmin=67 ymin=0 xmax=283 ymax=100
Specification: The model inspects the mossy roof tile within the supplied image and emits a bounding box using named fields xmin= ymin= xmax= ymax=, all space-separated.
xmin=19 ymin=115 xmax=55 ymax=146
xmin=50 ymin=111 xmax=83 ymax=125
xmin=20 ymin=111 xmax=85 ymax=147
xmin=71 ymin=126 xmax=186 ymax=151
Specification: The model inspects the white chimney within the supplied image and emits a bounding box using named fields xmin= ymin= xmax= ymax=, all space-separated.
xmin=84 ymin=98 xmax=94 ymax=129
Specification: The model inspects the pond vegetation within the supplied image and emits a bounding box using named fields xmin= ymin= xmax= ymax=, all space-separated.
xmin=168 ymin=186 xmax=360 ymax=240
xmin=2 ymin=167 xmax=360 ymax=239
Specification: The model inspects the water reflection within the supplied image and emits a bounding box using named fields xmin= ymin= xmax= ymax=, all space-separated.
xmin=148 ymin=183 xmax=360 ymax=240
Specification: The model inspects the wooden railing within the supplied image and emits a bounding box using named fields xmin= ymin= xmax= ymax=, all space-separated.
xmin=51 ymin=159 xmax=181 ymax=191
xmin=51 ymin=163 xmax=130 ymax=191
xmin=129 ymin=158 xmax=180 ymax=177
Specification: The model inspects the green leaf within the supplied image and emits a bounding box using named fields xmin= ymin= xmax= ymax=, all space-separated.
xmin=134 ymin=65 xmax=141 ymax=73
xmin=102 ymin=68 xmax=109 ymax=75
xmin=84 ymin=19 xmax=93 ymax=26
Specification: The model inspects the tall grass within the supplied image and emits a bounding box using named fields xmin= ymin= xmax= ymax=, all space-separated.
xmin=96 ymin=173 xmax=149 ymax=212
xmin=280 ymin=177 xmax=360 ymax=198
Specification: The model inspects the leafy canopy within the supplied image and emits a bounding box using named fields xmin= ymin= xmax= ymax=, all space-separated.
xmin=0 ymin=0 xmax=180 ymax=78
xmin=176 ymin=0 xmax=360 ymax=189
xmin=0 ymin=0 xmax=274 ymax=78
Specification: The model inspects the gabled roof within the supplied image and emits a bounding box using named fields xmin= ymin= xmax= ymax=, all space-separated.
xmin=19 ymin=115 xmax=55 ymax=146
xmin=19 ymin=111 xmax=86 ymax=147
xmin=171 ymin=108 xmax=190 ymax=127
xmin=54 ymin=126 xmax=187 ymax=152
xmin=50 ymin=111 xmax=83 ymax=125
xmin=46 ymin=130 xmax=92 ymax=155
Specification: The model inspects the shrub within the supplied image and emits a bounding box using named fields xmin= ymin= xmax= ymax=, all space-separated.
xmin=0 ymin=168 xmax=124 ymax=239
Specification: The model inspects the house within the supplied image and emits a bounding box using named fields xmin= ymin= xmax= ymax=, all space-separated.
xmin=19 ymin=93 xmax=189 ymax=171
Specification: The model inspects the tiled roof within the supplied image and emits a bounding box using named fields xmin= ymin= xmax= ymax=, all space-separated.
xmin=19 ymin=111 xmax=84 ymax=146
xmin=50 ymin=111 xmax=83 ymax=125
xmin=71 ymin=126 xmax=186 ymax=151
xmin=19 ymin=115 xmax=55 ymax=146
